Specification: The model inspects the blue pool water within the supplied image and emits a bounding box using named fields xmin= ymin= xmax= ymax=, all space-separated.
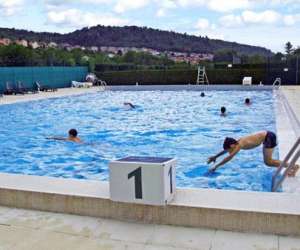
xmin=0 ymin=90 xmax=277 ymax=191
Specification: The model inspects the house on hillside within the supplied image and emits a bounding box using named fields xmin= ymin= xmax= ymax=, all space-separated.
xmin=58 ymin=43 xmax=73 ymax=51
xmin=141 ymin=48 xmax=161 ymax=56
xmin=48 ymin=42 xmax=58 ymax=48
xmin=89 ymin=46 xmax=99 ymax=52
xmin=15 ymin=39 xmax=28 ymax=47
xmin=29 ymin=41 xmax=40 ymax=49
xmin=38 ymin=41 xmax=48 ymax=49
xmin=0 ymin=38 xmax=11 ymax=46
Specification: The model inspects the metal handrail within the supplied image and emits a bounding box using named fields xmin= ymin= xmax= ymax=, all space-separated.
xmin=272 ymin=78 xmax=281 ymax=89
xmin=271 ymin=137 xmax=300 ymax=192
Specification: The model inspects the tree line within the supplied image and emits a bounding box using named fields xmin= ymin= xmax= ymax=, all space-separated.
xmin=0 ymin=44 xmax=177 ymax=71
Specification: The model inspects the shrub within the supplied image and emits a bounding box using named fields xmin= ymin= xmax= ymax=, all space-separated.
xmin=96 ymin=68 xmax=268 ymax=85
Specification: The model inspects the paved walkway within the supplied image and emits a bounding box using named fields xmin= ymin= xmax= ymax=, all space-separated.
xmin=282 ymin=86 xmax=300 ymax=122
xmin=0 ymin=87 xmax=103 ymax=105
xmin=0 ymin=206 xmax=299 ymax=250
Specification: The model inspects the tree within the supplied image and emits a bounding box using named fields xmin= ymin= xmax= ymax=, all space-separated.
xmin=213 ymin=49 xmax=237 ymax=63
xmin=293 ymin=47 xmax=300 ymax=55
xmin=273 ymin=52 xmax=284 ymax=62
xmin=247 ymin=54 xmax=266 ymax=64
xmin=285 ymin=41 xmax=293 ymax=55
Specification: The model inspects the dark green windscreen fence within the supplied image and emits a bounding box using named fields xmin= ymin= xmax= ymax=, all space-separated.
xmin=0 ymin=67 xmax=88 ymax=93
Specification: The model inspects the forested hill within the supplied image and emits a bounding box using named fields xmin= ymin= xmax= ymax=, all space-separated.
xmin=0 ymin=26 xmax=273 ymax=56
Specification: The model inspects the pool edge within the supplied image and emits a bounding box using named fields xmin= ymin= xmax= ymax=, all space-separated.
xmin=0 ymin=173 xmax=299 ymax=236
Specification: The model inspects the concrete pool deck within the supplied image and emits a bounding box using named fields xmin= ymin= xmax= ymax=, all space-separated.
xmin=282 ymin=86 xmax=300 ymax=122
xmin=0 ymin=85 xmax=300 ymax=240
xmin=0 ymin=86 xmax=103 ymax=105
xmin=0 ymin=205 xmax=299 ymax=250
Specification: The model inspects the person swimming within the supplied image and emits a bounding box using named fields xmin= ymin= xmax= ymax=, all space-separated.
xmin=245 ymin=98 xmax=251 ymax=105
xmin=207 ymin=131 xmax=299 ymax=176
xmin=47 ymin=129 xmax=81 ymax=143
xmin=123 ymin=102 xmax=135 ymax=109
xmin=220 ymin=106 xmax=226 ymax=117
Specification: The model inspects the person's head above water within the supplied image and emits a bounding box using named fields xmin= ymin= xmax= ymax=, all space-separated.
xmin=245 ymin=98 xmax=251 ymax=105
xmin=68 ymin=129 xmax=78 ymax=138
xmin=220 ymin=106 xmax=226 ymax=115
xmin=223 ymin=137 xmax=238 ymax=150
xmin=200 ymin=92 xmax=205 ymax=97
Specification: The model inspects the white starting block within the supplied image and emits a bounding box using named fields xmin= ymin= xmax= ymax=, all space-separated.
xmin=242 ymin=77 xmax=252 ymax=86
xmin=109 ymin=156 xmax=176 ymax=206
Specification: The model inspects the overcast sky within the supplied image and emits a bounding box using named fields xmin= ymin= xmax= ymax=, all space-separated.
xmin=1 ymin=0 xmax=300 ymax=52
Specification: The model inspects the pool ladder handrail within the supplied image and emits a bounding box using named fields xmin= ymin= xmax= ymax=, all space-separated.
xmin=272 ymin=78 xmax=281 ymax=90
xmin=97 ymin=79 xmax=107 ymax=90
xmin=271 ymin=137 xmax=300 ymax=192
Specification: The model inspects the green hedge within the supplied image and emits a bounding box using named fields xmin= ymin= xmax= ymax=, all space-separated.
xmin=96 ymin=69 xmax=267 ymax=85
xmin=96 ymin=69 xmax=196 ymax=85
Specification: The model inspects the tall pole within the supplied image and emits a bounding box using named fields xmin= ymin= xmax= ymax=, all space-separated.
xmin=296 ymin=55 xmax=299 ymax=85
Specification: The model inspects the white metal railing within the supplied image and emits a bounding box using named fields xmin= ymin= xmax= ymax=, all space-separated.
xmin=271 ymin=137 xmax=300 ymax=192
xmin=100 ymin=80 xmax=107 ymax=87
xmin=96 ymin=79 xmax=107 ymax=90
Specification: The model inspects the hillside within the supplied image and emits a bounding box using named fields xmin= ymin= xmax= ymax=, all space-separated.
xmin=0 ymin=26 xmax=272 ymax=56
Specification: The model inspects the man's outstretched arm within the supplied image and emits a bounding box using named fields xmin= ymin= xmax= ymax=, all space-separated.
xmin=207 ymin=150 xmax=227 ymax=164
xmin=209 ymin=146 xmax=241 ymax=172
xmin=46 ymin=137 xmax=66 ymax=141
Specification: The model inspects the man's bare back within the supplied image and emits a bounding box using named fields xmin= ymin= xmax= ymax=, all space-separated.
xmin=238 ymin=131 xmax=267 ymax=150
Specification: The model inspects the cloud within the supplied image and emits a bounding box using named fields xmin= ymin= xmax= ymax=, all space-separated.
xmin=168 ymin=0 xmax=252 ymax=12
xmin=44 ymin=0 xmax=111 ymax=10
xmin=219 ymin=15 xmax=243 ymax=28
xmin=219 ymin=10 xmax=300 ymax=28
xmin=156 ymin=8 xmax=166 ymax=17
xmin=207 ymin=0 xmax=251 ymax=12
xmin=114 ymin=0 xmax=150 ymax=13
xmin=242 ymin=10 xmax=281 ymax=24
xmin=45 ymin=0 xmax=110 ymax=5
xmin=47 ymin=8 xmax=129 ymax=28
xmin=283 ymin=14 xmax=300 ymax=25
xmin=0 ymin=0 xmax=24 ymax=16
xmin=154 ymin=0 xmax=177 ymax=9
xmin=194 ymin=18 xmax=224 ymax=40
xmin=195 ymin=18 xmax=211 ymax=30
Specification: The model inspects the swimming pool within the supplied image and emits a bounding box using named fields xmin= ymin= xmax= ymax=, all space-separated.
xmin=0 ymin=90 xmax=277 ymax=191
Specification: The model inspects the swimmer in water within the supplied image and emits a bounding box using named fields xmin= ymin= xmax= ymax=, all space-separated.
xmin=124 ymin=102 xmax=135 ymax=109
xmin=207 ymin=131 xmax=299 ymax=176
xmin=47 ymin=129 xmax=81 ymax=143
xmin=245 ymin=98 xmax=251 ymax=105
xmin=220 ymin=106 xmax=226 ymax=117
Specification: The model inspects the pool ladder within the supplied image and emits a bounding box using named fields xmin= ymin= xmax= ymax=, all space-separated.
xmin=271 ymin=137 xmax=300 ymax=192
xmin=196 ymin=66 xmax=209 ymax=85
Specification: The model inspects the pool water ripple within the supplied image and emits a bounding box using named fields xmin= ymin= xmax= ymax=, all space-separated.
xmin=0 ymin=90 xmax=277 ymax=191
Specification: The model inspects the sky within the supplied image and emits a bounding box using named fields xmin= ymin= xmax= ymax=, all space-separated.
xmin=1 ymin=0 xmax=300 ymax=52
